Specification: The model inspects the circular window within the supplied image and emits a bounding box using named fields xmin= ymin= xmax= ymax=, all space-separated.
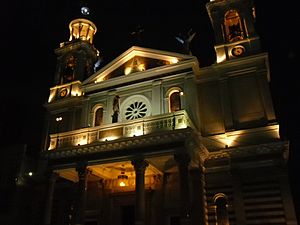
xmin=125 ymin=101 xmax=147 ymax=120
xmin=120 ymin=95 xmax=151 ymax=121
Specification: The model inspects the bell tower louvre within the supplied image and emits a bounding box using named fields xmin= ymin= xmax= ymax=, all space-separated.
xmin=4 ymin=0 xmax=297 ymax=225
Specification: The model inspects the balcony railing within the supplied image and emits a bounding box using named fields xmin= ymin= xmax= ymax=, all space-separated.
xmin=48 ymin=110 xmax=195 ymax=151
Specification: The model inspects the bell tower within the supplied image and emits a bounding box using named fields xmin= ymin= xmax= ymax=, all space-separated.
xmin=206 ymin=0 xmax=261 ymax=63
xmin=44 ymin=2 xmax=101 ymax=148
xmin=48 ymin=8 xmax=100 ymax=102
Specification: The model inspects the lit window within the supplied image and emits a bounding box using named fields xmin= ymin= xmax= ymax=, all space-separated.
xmin=94 ymin=107 xmax=103 ymax=126
xmin=169 ymin=91 xmax=181 ymax=112
xmin=62 ymin=55 xmax=76 ymax=84
xmin=224 ymin=10 xmax=244 ymax=42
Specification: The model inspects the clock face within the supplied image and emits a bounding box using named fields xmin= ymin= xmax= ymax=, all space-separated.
xmin=231 ymin=45 xmax=245 ymax=57
xmin=59 ymin=88 xmax=68 ymax=98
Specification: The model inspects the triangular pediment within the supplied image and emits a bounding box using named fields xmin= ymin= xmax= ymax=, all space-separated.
xmin=82 ymin=46 xmax=199 ymax=86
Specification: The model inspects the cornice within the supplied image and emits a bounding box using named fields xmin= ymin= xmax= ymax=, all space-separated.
xmin=206 ymin=140 xmax=289 ymax=161
xmin=55 ymin=40 xmax=98 ymax=55
xmin=43 ymin=95 xmax=86 ymax=110
xmin=83 ymin=59 xmax=197 ymax=94
xmin=41 ymin=128 xmax=197 ymax=162
xmin=196 ymin=52 xmax=270 ymax=83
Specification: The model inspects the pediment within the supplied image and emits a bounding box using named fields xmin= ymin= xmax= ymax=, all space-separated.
xmin=82 ymin=46 xmax=198 ymax=86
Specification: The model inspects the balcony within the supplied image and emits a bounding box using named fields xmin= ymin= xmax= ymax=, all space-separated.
xmin=48 ymin=110 xmax=195 ymax=151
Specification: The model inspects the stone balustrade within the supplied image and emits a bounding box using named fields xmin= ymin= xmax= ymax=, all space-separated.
xmin=48 ymin=110 xmax=194 ymax=151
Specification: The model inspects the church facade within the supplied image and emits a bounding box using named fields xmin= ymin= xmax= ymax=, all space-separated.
xmin=38 ymin=1 xmax=298 ymax=225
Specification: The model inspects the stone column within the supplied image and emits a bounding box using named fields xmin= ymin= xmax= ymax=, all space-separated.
xmin=174 ymin=153 xmax=191 ymax=225
xmin=43 ymin=171 xmax=59 ymax=225
xmin=74 ymin=163 xmax=89 ymax=225
xmin=132 ymin=159 xmax=149 ymax=225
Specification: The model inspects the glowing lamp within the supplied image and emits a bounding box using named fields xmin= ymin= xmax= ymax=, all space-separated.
xmin=118 ymin=171 xmax=128 ymax=187
xmin=124 ymin=67 xmax=132 ymax=75
xmin=169 ymin=58 xmax=179 ymax=64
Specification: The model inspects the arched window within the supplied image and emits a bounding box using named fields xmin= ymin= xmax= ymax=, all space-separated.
xmin=62 ymin=54 xmax=76 ymax=84
xmin=168 ymin=89 xmax=182 ymax=112
xmin=224 ymin=9 xmax=244 ymax=42
xmin=94 ymin=107 xmax=103 ymax=126
xmin=213 ymin=193 xmax=230 ymax=225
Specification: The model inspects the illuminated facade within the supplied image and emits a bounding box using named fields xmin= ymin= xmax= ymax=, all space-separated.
xmin=38 ymin=0 xmax=297 ymax=225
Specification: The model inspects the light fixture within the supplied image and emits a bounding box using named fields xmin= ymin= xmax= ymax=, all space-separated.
xmin=124 ymin=57 xmax=146 ymax=75
xmin=118 ymin=171 xmax=128 ymax=187
xmin=81 ymin=6 xmax=90 ymax=15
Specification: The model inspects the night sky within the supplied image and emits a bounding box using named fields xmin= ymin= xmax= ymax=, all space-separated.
xmin=1 ymin=0 xmax=299 ymax=218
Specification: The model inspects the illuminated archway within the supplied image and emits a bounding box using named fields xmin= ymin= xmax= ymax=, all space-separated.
xmin=213 ymin=193 xmax=230 ymax=225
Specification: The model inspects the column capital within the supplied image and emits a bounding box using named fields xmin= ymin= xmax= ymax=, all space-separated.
xmin=76 ymin=162 xmax=90 ymax=181
xmin=132 ymin=158 xmax=149 ymax=173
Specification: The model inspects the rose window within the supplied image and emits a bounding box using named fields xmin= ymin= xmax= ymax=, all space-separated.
xmin=125 ymin=101 xmax=147 ymax=120
xmin=120 ymin=95 xmax=151 ymax=121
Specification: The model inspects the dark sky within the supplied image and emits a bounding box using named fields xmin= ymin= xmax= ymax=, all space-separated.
xmin=1 ymin=0 xmax=299 ymax=217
